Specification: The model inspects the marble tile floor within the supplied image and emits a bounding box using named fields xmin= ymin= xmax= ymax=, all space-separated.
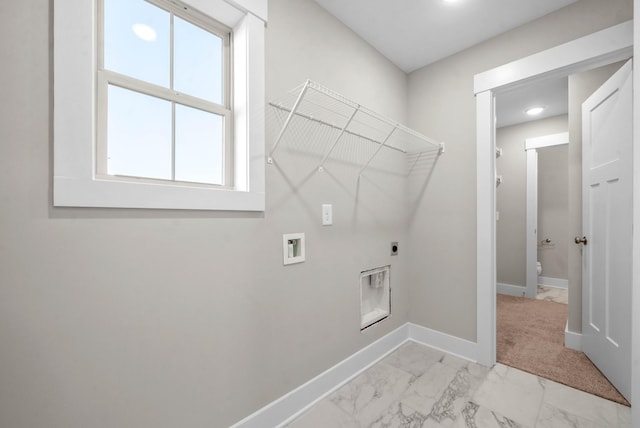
xmin=536 ymin=285 xmax=568 ymax=304
xmin=286 ymin=341 xmax=630 ymax=428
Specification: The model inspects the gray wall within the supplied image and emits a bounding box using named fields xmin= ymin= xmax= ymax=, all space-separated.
xmin=495 ymin=116 xmax=568 ymax=288
xmin=567 ymin=61 xmax=626 ymax=333
xmin=407 ymin=0 xmax=632 ymax=341
xmin=0 ymin=0 xmax=635 ymax=426
xmin=0 ymin=0 xmax=411 ymax=426
xmin=538 ymin=144 xmax=570 ymax=281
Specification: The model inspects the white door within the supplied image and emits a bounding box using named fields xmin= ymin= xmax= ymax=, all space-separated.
xmin=581 ymin=59 xmax=632 ymax=401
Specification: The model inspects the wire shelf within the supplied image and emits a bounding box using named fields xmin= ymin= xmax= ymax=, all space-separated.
xmin=267 ymin=80 xmax=444 ymax=175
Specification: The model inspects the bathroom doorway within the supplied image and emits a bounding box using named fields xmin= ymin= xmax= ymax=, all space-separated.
xmin=524 ymin=134 xmax=569 ymax=304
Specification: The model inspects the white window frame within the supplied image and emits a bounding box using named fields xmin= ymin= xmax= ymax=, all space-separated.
xmin=54 ymin=0 xmax=267 ymax=211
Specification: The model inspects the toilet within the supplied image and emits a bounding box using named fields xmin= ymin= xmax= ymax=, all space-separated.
xmin=537 ymin=261 xmax=542 ymax=276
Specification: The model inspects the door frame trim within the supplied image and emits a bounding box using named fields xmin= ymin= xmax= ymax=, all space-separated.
xmin=473 ymin=20 xmax=633 ymax=368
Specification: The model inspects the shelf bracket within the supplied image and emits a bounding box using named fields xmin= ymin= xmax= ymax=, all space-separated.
xmin=267 ymin=80 xmax=311 ymax=164
xmin=317 ymin=106 xmax=360 ymax=172
xmin=358 ymin=126 xmax=397 ymax=176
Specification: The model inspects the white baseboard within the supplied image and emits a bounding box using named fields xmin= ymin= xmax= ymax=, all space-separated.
xmin=230 ymin=324 xmax=409 ymax=428
xmin=564 ymin=321 xmax=582 ymax=351
xmin=496 ymin=283 xmax=526 ymax=297
xmin=407 ymin=323 xmax=478 ymax=363
xmin=539 ymin=276 xmax=568 ymax=289
xmin=231 ymin=322 xmax=479 ymax=427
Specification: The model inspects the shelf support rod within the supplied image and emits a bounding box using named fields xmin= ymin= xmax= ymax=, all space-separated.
xmin=267 ymin=80 xmax=311 ymax=164
xmin=358 ymin=126 xmax=397 ymax=176
xmin=407 ymin=151 xmax=424 ymax=176
xmin=318 ymin=106 xmax=360 ymax=172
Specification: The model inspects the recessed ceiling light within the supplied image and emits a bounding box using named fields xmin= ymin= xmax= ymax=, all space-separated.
xmin=132 ymin=23 xmax=157 ymax=42
xmin=526 ymin=106 xmax=545 ymax=116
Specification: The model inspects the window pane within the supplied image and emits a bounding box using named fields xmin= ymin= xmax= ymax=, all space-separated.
xmin=107 ymin=85 xmax=172 ymax=180
xmin=104 ymin=0 xmax=170 ymax=87
xmin=174 ymin=16 xmax=223 ymax=104
xmin=175 ymin=105 xmax=224 ymax=185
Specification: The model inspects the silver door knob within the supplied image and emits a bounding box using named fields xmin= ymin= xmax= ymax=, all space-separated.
xmin=574 ymin=236 xmax=588 ymax=245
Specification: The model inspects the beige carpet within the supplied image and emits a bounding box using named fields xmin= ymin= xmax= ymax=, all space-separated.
xmin=497 ymin=294 xmax=629 ymax=406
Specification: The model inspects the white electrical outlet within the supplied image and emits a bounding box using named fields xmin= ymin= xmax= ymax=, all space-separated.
xmin=322 ymin=204 xmax=333 ymax=226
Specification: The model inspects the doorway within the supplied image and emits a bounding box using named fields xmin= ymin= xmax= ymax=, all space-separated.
xmin=524 ymin=133 xmax=570 ymax=301
xmin=473 ymin=21 xmax=633 ymax=369
xmin=493 ymin=76 xmax=569 ymax=301
xmin=491 ymin=61 xmax=631 ymax=404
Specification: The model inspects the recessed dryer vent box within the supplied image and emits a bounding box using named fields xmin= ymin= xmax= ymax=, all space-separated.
xmin=360 ymin=266 xmax=390 ymax=330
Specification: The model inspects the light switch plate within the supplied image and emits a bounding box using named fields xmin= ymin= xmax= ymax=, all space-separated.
xmin=322 ymin=204 xmax=333 ymax=226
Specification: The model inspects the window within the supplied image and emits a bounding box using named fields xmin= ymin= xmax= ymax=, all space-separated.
xmin=98 ymin=0 xmax=232 ymax=187
xmin=54 ymin=0 xmax=267 ymax=211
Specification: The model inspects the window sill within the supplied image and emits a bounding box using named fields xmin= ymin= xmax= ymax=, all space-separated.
xmin=54 ymin=176 xmax=264 ymax=211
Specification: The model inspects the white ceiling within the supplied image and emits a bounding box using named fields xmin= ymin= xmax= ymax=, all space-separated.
xmin=313 ymin=0 xmax=575 ymax=126
xmin=313 ymin=0 xmax=578 ymax=73
xmin=496 ymin=77 xmax=568 ymax=128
